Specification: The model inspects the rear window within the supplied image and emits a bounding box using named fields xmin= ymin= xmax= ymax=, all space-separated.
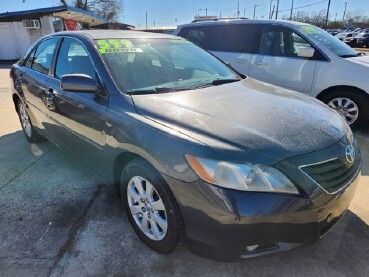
xmin=178 ymin=26 xmax=217 ymax=50
xmin=179 ymin=24 xmax=256 ymax=53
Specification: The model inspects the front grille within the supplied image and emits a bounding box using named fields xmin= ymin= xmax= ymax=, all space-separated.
xmin=300 ymin=158 xmax=360 ymax=194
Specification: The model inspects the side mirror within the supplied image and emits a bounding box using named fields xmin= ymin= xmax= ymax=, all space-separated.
xmin=297 ymin=46 xmax=315 ymax=58
xmin=60 ymin=74 xmax=99 ymax=93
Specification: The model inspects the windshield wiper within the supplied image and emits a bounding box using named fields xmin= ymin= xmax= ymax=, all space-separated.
xmin=190 ymin=78 xmax=241 ymax=90
xmin=127 ymin=87 xmax=185 ymax=95
xmin=211 ymin=78 xmax=241 ymax=85
xmin=340 ymin=53 xmax=363 ymax=58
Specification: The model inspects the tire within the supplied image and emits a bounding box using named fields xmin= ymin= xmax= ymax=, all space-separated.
xmin=18 ymin=102 xmax=45 ymax=143
xmin=120 ymin=158 xmax=184 ymax=254
xmin=320 ymin=89 xmax=369 ymax=129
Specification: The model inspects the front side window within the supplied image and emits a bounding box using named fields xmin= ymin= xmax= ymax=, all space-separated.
xmin=259 ymin=26 xmax=312 ymax=58
xmin=31 ymin=38 xmax=58 ymax=74
xmin=54 ymin=38 xmax=96 ymax=79
xmin=300 ymin=25 xmax=358 ymax=58
xmin=96 ymin=38 xmax=240 ymax=93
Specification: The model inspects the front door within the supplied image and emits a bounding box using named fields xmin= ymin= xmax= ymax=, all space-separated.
xmin=211 ymin=24 xmax=257 ymax=76
xmin=249 ymin=25 xmax=318 ymax=94
xmin=44 ymin=37 xmax=109 ymax=180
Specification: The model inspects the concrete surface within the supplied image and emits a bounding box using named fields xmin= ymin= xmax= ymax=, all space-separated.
xmin=0 ymin=66 xmax=368 ymax=277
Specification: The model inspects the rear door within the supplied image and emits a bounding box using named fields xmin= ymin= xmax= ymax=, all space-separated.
xmin=18 ymin=38 xmax=59 ymax=129
xmin=44 ymin=37 xmax=109 ymax=180
xmin=249 ymin=25 xmax=318 ymax=94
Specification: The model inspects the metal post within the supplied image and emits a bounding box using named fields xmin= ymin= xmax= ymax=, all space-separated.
xmin=275 ymin=0 xmax=280 ymax=19
xmin=290 ymin=0 xmax=294 ymax=21
xmin=271 ymin=5 xmax=275 ymax=19
xmin=253 ymin=5 xmax=258 ymax=19
xmin=342 ymin=2 xmax=347 ymax=22
xmin=206 ymin=8 xmax=208 ymax=16
xmin=325 ymin=0 xmax=331 ymax=29
xmin=145 ymin=11 xmax=147 ymax=29
xmin=244 ymin=9 xmax=246 ymax=17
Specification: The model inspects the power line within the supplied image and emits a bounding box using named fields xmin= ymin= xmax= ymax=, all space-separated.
xmin=278 ymin=0 xmax=328 ymax=13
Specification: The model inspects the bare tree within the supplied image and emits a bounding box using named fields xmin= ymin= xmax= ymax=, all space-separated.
xmin=56 ymin=0 xmax=123 ymax=21
xmin=345 ymin=9 xmax=369 ymax=24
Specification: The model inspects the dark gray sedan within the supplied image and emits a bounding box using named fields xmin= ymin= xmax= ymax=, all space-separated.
xmin=10 ymin=31 xmax=361 ymax=260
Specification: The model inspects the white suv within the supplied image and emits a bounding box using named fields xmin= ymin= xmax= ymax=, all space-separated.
xmin=174 ymin=19 xmax=369 ymax=128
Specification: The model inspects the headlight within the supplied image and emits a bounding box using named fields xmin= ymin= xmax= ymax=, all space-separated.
xmin=185 ymin=155 xmax=299 ymax=194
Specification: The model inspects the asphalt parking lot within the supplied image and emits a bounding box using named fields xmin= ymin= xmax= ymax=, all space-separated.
xmin=0 ymin=65 xmax=368 ymax=277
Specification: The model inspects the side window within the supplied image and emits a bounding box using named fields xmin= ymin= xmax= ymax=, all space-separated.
xmin=24 ymin=47 xmax=37 ymax=68
xmin=259 ymin=26 xmax=312 ymax=58
xmin=31 ymin=38 xmax=58 ymax=74
xmin=213 ymin=24 xmax=255 ymax=53
xmin=55 ymin=38 xmax=96 ymax=79
xmin=178 ymin=26 xmax=217 ymax=50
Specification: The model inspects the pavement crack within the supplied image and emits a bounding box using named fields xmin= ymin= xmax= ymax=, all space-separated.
xmin=0 ymin=149 xmax=52 ymax=191
xmin=48 ymin=183 xmax=107 ymax=277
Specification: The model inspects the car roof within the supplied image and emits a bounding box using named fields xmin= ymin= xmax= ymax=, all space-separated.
xmin=178 ymin=19 xmax=310 ymax=28
xmin=51 ymin=30 xmax=180 ymax=40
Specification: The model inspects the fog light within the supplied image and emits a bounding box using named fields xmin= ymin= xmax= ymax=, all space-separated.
xmin=246 ymin=245 xmax=259 ymax=252
xmin=245 ymin=243 xmax=280 ymax=254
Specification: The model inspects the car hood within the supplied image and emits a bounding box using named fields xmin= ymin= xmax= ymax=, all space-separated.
xmin=347 ymin=55 xmax=369 ymax=66
xmin=131 ymin=78 xmax=348 ymax=164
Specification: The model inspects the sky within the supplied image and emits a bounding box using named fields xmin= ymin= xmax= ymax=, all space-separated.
xmin=0 ymin=0 xmax=368 ymax=27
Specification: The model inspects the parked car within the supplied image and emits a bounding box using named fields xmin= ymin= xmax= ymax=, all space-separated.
xmin=11 ymin=30 xmax=361 ymax=261
xmin=336 ymin=31 xmax=353 ymax=41
xmin=355 ymin=32 xmax=369 ymax=48
xmin=174 ymin=19 xmax=369 ymax=128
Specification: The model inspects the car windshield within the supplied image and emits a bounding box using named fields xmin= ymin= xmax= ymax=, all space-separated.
xmin=300 ymin=25 xmax=359 ymax=58
xmin=95 ymin=38 xmax=240 ymax=94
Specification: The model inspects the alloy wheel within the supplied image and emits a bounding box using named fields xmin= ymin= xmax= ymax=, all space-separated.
xmin=19 ymin=104 xmax=32 ymax=137
xmin=127 ymin=176 xmax=168 ymax=241
xmin=328 ymin=97 xmax=359 ymax=125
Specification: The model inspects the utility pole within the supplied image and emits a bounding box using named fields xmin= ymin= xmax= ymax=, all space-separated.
xmin=325 ymin=0 xmax=331 ymax=29
xmin=145 ymin=11 xmax=148 ymax=29
xmin=237 ymin=2 xmax=240 ymax=17
xmin=271 ymin=5 xmax=275 ymax=20
xmin=253 ymin=5 xmax=258 ymax=19
xmin=269 ymin=0 xmax=273 ymax=19
xmin=335 ymin=13 xmax=337 ymax=22
xmin=289 ymin=0 xmax=294 ymax=21
xmin=198 ymin=8 xmax=208 ymax=16
xmin=244 ymin=9 xmax=246 ymax=17
xmin=275 ymin=0 xmax=280 ymax=20
xmin=342 ymin=2 xmax=347 ymax=22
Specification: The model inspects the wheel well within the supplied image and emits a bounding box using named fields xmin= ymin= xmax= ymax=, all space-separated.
xmin=12 ymin=94 xmax=20 ymax=114
xmin=316 ymin=86 xmax=368 ymax=101
xmin=113 ymin=152 xmax=141 ymax=193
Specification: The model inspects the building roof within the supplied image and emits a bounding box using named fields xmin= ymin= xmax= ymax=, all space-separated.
xmin=0 ymin=5 xmax=108 ymax=25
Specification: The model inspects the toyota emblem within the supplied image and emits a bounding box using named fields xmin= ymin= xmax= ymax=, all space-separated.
xmin=345 ymin=145 xmax=355 ymax=164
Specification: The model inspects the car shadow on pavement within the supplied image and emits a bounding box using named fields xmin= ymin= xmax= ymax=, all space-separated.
xmin=54 ymin=184 xmax=369 ymax=277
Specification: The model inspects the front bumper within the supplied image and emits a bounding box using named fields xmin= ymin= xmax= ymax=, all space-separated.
xmin=163 ymin=169 xmax=360 ymax=261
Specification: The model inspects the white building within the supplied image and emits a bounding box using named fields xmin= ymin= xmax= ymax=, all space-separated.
xmin=0 ymin=5 xmax=108 ymax=60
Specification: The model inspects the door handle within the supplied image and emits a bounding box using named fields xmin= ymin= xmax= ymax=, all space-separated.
xmin=46 ymin=88 xmax=54 ymax=95
xmin=255 ymin=62 xmax=268 ymax=66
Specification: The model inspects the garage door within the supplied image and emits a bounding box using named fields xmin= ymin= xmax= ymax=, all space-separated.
xmin=0 ymin=23 xmax=19 ymax=60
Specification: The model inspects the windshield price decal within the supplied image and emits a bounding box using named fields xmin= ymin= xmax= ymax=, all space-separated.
xmin=97 ymin=39 xmax=143 ymax=54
